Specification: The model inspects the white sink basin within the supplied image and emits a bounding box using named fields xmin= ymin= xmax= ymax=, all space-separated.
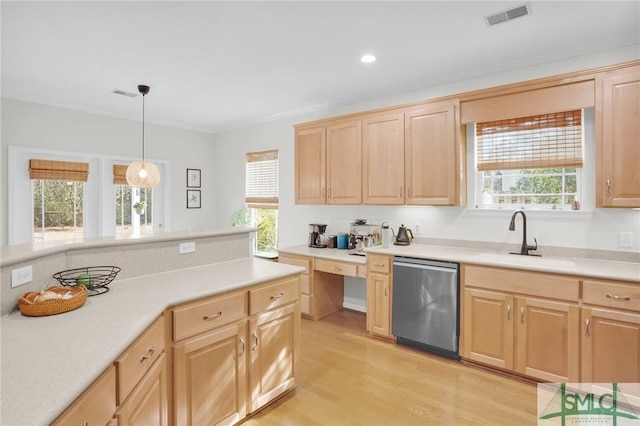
xmin=474 ymin=253 xmax=576 ymax=270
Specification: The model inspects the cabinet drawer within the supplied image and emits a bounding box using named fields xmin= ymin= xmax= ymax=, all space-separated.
xmin=116 ymin=316 xmax=165 ymax=405
xmin=173 ymin=292 xmax=246 ymax=342
xmin=250 ymin=276 xmax=299 ymax=315
xmin=463 ymin=265 xmax=579 ymax=302
xmin=52 ymin=366 xmax=116 ymax=426
xmin=583 ymin=280 xmax=640 ymax=312
xmin=279 ymin=255 xmax=312 ymax=274
xmin=315 ymin=258 xmax=358 ymax=277
xmin=368 ymin=254 xmax=391 ymax=274
xmin=300 ymin=274 xmax=311 ymax=294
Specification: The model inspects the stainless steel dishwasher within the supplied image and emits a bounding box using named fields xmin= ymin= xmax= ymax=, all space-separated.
xmin=392 ymin=256 xmax=460 ymax=360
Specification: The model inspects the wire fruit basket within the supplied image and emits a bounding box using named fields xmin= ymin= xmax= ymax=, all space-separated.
xmin=19 ymin=285 xmax=88 ymax=316
xmin=52 ymin=266 xmax=121 ymax=296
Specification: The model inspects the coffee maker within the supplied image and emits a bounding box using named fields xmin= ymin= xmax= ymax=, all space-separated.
xmin=308 ymin=224 xmax=328 ymax=248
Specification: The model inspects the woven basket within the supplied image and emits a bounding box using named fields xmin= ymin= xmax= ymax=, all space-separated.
xmin=18 ymin=285 xmax=88 ymax=317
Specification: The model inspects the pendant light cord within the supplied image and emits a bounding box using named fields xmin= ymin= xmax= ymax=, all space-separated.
xmin=141 ymin=92 xmax=146 ymax=162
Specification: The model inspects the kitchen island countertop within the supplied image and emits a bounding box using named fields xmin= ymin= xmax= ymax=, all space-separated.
xmin=0 ymin=257 xmax=303 ymax=426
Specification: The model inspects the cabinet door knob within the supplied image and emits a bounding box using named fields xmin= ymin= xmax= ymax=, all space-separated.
xmin=203 ymin=311 xmax=222 ymax=321
xmin=139 ymin=346 xmax=155 ymax=363
xmin=585 ymin=318 xmax=591 ymax=337
xmin=606 ymin=179 xmax=611 ymax=197
xmin=606 ymin=293 xmax=631 ymax=301
xmin=252 ymin=331 xmax=258 ymax=351
xmin=239 ymin=336 xmax=245 ymax=355
xmin=506 ymin=304 xmax=512 ymax=320
xmin=270 ymin=292 xmax=284 ymax=300
xmin=519 ymin=307 xmax=525 ymax=324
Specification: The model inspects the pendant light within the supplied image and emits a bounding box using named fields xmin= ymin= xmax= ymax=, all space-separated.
xmin=126 ymin=84 xmax=160 ymax=188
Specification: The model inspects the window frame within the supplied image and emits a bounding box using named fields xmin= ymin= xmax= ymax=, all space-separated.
xmin=469 ymin=107 xmax=596 ymax=214
xmin=7 ymin=146 xmax=170 ymax=245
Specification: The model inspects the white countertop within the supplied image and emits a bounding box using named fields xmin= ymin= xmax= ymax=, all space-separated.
xmin=277 ymin=245 xmax=367 ymax=265
xmin=278 ymin=243 xmax=639 ymax=283
xmin=0 ymin=257 xmax=303 ymax=426
xmin=365 ymin=244 xmax=640 ymax=283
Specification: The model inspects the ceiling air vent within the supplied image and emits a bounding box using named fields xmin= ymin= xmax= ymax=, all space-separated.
xmin=484 ymin=4 xmax=530 ymax=27
xmin=112 ymin=89 xmax=138 ymax=98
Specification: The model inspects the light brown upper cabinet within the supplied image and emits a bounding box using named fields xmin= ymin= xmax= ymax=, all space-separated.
xmin=295 ymin=126 xmax=326 ymax=204
xmin=326 ymin=119 xmax=362 ymax=204
xmin=405 ymin=100 xmax=463 ymax=206
xmin=597 ymin=64 xmax=640 ymax=207
xmin=295 ymin=120 xmax=362 ymax=204
xmin=363 ymin=112 xmax=405 ymax=204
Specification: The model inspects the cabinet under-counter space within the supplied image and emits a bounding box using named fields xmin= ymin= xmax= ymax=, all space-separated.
xmin=278 ymin=245 xmax=367 ymax=322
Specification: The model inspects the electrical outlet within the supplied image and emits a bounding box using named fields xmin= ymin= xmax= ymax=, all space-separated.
xmin=179 ymin=242 xmax=196 ymax=254
xmin=619 ymin=232 xmax=633 ymax=248
xmin=11 ymin=265 xmax=33 ymax=287
xmin=414 ymin=223 xmax=421 ymax=235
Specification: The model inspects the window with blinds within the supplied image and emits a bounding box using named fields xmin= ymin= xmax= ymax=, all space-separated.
xmin=30 ymin=159 xmax=88 ymax=242
xmin=475 ymin=110 xmax=583 ymax=210
xmin=476 ymin=110 xmax=583 ymax=171
xmin=246 ymin=149 xmax=279 ymax=209
xmin=245 ymin=149 xmax=278 ymax=256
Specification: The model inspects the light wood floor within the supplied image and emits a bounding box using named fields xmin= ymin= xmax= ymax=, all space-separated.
xmin=244 ymin=310 xmax=538 ymax=425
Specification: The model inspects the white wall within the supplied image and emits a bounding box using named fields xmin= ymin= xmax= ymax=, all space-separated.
xmin=1 ymin=98 xmax=217 ymax=246
xmin=213 ymin=46 xmax=640 ymax=254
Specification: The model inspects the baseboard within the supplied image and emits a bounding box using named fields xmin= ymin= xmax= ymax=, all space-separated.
xmin=342 ymin=302 xmax=366 ymax=313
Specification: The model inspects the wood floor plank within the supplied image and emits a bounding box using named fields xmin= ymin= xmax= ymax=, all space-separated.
xmin=244 ymin=310 xmax=538 ymax=425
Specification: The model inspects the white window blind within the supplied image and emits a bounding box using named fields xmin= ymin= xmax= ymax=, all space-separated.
xmin=476 ymin=110 xmax=583 ymax=171
xmin=246 ymin=149 xmax=278 ymax=209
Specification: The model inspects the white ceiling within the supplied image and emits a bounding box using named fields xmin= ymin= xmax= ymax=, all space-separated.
xmin=2 ymin=1 xmax=639 ymax=134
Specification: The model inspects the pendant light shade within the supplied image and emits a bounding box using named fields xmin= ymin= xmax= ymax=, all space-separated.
xmin=126 ymin=84 xmax=160 ymax=188
xmin=126 ymin=161 xmax=160 ymax=188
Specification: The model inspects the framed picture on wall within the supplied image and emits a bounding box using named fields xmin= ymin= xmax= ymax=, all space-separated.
xmin=186 ymin=168 xmax=201 ymax=188
xmin=187 ymin=190 xmax=201 ymax=209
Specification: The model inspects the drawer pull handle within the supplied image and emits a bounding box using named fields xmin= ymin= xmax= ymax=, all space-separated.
xmin=239 ymin=336 xmax=245 ymax=355
xmin=139 ymin=346 xmax=155 ymax=363
xmin=606 ymin=293 xmax=631 ymax=301
xmin=506 ymin=304 xmax=512 ymax=320
xmin=270 ymin=292 xmax=284 ymax=300
xmin=252 ymin=331 xmax=258 ymax=351
xmin=373 ymin=263 xmax=385 ymax=267
xmin=332 ymin=266 xmax=342 ymax=272
xmin=520 ymin=307 xmax=525 ymax=324
xmin=203 ymin=311 xmax=223 ymax=321
xmin=585 ymin=318 xmax=591 ymax=337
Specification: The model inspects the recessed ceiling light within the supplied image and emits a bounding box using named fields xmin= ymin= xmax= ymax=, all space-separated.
xmin=360 ymin=54 xmax=376 ymax=64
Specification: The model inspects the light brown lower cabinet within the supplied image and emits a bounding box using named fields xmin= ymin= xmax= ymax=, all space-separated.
xmin=51 ymin=366 xmax=117 ymax=426
xmin=461 ymin=265 xmax=581 ymax=382
xmin=581 ymin=278 xmax=640 ymax=382
xmin=114 ymin=353 xmax=168 ymax=426
xmin=366 ymin=254 xmax=393 ymax=339
xmin=171 ymin=275 xmax=300 ymax=426
xmin=249 ymin=303 xmax=299 ymax=412
xmin=173 ymin=321 xmax=247 ymax=426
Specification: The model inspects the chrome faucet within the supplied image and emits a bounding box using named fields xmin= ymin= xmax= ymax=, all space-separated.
xmin=508 ymin=210 xmax=539 ymax=256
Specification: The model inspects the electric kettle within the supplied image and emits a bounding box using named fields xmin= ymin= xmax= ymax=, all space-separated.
xmin=393 ymin=224 xmax=413 ymax=246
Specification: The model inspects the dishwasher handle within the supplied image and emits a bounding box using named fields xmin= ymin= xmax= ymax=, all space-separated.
xmin=393 ymin=261 xmax=457 ymax=274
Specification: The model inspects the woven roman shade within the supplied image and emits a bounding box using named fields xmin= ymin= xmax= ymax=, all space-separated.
xmin=246 ymin=149 xmax=278 ymax=209
xmin=476 ymin=110 xmax=583 ymax=172
xmin=113 ymin=165 xmax=128 ymax=185
xmin=29 ymin=159 xmax=89 ymax=182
